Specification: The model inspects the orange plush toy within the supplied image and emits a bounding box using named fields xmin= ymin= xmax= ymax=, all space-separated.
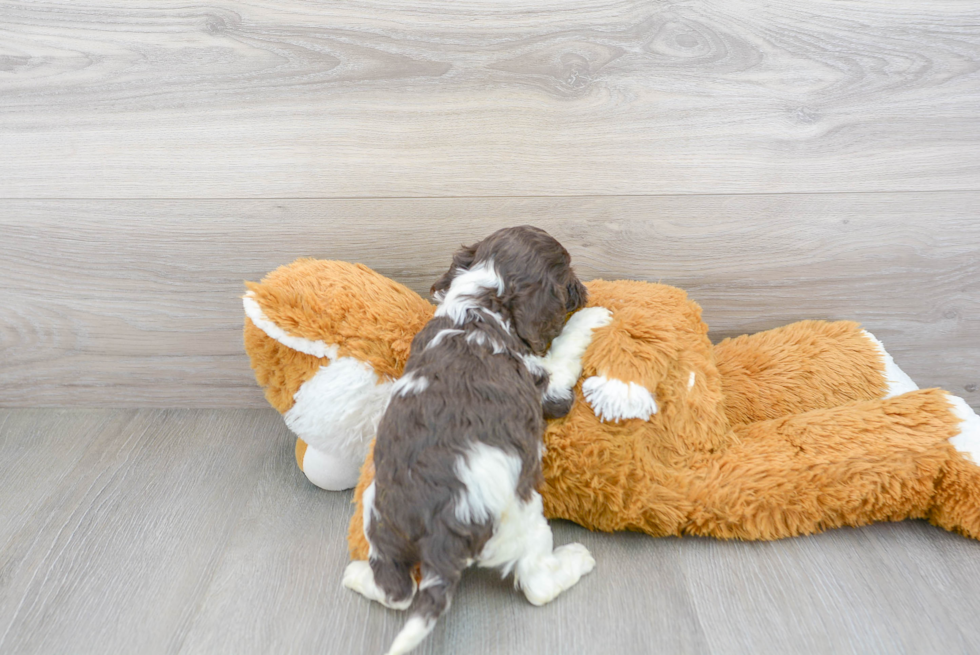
xmin=243 ymin=258 xmax=980 ymax=558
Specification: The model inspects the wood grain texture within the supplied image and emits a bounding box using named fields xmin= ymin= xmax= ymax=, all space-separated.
xmin=4 ymin=0 xmax=979 ymax=650
xmin=3 ymin=408 xmax=980 ymax=654
xmin=1 ymin=0 xmax=979 ymax=197
xmin=1 ymin=194 xmax=977 ymax=408
xmin=0 ymin=409 xmax=283 ymax=654
xmin=0 ymin=409 xmax=117 ymax=547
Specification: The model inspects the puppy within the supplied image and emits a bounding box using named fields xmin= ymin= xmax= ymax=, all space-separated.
xmin=343 ymin=226 xmax=600 ymax=655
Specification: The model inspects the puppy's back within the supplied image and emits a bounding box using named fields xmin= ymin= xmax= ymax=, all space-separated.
xmin=372 ymin=317 xmax=545 ymax=544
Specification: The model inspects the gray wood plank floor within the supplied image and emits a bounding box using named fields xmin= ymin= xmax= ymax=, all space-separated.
xmin=3 ymin=408 xmax=980 ymax=655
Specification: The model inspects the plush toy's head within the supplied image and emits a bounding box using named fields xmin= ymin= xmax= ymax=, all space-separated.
xmin=243 ymin=259 xmax=434 ymax=489
xmin=244 ymin=259 xmax=434 ymax=394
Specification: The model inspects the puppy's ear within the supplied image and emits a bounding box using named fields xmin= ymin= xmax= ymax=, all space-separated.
xmin=511 ymin=280 xmax=566 ymax=356
xmin=543 ymin=394 xmax=575 ymax=420
xmin=430 ymin=243 xmax=477 ymax=299
xmin=566 ymin=278 xmax=588 ymax=313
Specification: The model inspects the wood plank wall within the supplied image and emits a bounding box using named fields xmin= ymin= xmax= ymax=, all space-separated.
xmin=1 ymin=1 xmax=978 ymax=408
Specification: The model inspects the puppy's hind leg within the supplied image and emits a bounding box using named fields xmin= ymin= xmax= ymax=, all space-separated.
xmin=343 ymin=557 xmax=417 ymax=611
xmin=384 ymin=528 xmax=470 ymax=655
xmin=343 ymin=480 xmax=417 ymax=610
xmin=479 ymin=491 xmax=596 ymax=607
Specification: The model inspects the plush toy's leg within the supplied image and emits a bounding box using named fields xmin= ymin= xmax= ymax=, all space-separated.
xmin=295 ymin=437 xmax=308 ymax=470
xmin=684 ymin=389 xmax=980 ymax=540
xmin=246 ymin=317 xmax=393 ymax=492
xmin=296 ymin=433 xmax=363 ymax=493
xmin=296 ymin=445 xmax=363 ymax=491
xmin=929 ymin=396 xmax=980 ymax=538
xmin=714 ymin=320 xmax=918 ymax=426
xmin=348 ymin=444 xmax=375 ymax=561
xmin=860 ymin=331 xmax=920 ymax=398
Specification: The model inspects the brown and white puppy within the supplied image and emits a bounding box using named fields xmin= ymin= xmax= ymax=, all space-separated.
xmin=343 ymin=226 xmax=595 ymax=655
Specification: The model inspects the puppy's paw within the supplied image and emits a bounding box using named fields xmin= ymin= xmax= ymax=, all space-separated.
xmin=519 ymin=544 xmax=595 ymax=606
xmin=554 ymin=543 xmax=596 ymax=579
xmin=343 ymin=560 xmax=416 ymax=610
xmin=521 ymin=577 xmax=563 ymax=607
xmin=538 ymin=306 xmax=614 ymax=395
xmin=343 ymin=561 xmax=382 ymax=600
xmin=565 ymin=306 xmax=613 ymax=334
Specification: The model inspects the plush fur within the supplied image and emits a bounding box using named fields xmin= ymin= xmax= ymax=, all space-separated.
xmin=241 ymin=258 xmax=980 ymax=550
xmin=243 ymin=259 xmax=434 ymax=489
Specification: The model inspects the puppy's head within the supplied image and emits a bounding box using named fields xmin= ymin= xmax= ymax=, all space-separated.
xmin=431 ymin=226 xmax=587 ymax=355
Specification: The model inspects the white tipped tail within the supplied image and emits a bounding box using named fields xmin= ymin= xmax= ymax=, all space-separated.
xmin=385 ymin=616 xmax=436 ymax=655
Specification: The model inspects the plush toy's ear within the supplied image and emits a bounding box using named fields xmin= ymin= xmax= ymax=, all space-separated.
xmin=430 ymin=243 xmax=478 ymax=300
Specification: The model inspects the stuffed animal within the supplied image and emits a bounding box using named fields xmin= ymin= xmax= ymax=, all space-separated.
xmin=243 ymin=258 xmax=980 ymax=558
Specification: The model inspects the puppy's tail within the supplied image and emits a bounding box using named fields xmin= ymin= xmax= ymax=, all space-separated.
xmin=385 ymin=572 xmax=459 ymax=655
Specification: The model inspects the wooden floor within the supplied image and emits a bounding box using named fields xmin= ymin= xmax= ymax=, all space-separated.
xmin=2 ymin=1 xmax=980 ymax=653
xmin=2 ymin=408 xmax=980 ymax=655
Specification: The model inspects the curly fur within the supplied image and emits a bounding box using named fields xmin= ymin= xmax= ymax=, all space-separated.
xmin=350 ymin=227 xmax=592 ymax=655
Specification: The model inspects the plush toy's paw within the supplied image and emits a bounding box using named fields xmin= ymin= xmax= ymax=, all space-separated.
xmin=518 ymin=543 xmax=596 ymax=607
xmin=582 ymin=375 xmax=658 ymax=422
xmin=301 ymin=446 xmax=362 ymax=491
xmin=948 ymin=394 xmax=980 ymax=465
